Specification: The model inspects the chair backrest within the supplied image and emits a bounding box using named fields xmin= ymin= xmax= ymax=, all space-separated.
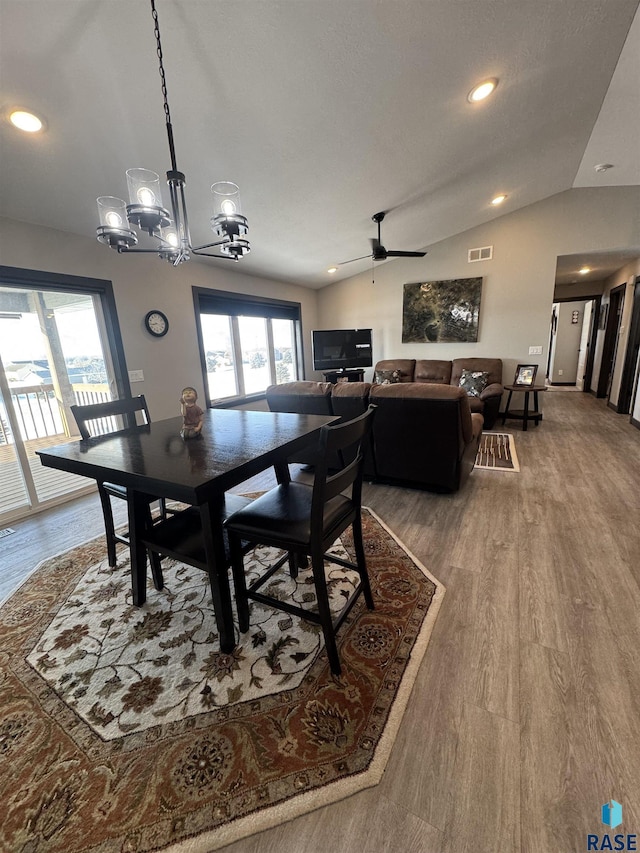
xmin=310 ymin=405 xmax=376 ymax=526
xmin=71 ymin=395 xmax=151 ymax=439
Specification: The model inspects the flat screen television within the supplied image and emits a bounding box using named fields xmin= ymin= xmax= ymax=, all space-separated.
xmin=312 ymin=328 xmax=373 ymax=372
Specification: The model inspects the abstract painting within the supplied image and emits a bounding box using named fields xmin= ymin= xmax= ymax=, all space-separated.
xmin=402 ymin=277 xmax=482 ymax=343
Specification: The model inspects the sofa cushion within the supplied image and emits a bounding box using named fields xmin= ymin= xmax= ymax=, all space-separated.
xmin=451 ymin=358 xmax=503 ymax=388
xmin=373 ymin=359 xmax=416 ymax=382
xmin=458 ymin=368 xmax=489 ymax=397
xmin=375 ymin=368 xmax=402 ymax=384
xmin=414 ymin=359 xmax=452 ymax=384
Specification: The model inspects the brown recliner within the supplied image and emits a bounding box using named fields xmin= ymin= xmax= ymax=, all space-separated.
xmin=265 ymin=381 xmax=334 ymax=466
xmin=369 ymin=383 xmax=483 ymax=492
xmin=330 ymin=382 xmax=376 ymax=478
xmin=266 ymin=381 xmax=333 ymax=414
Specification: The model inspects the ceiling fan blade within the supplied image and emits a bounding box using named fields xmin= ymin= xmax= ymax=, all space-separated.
xmin=384 ymin=250 xmax=427 ymax=258
xmin=337 ymin=254 xmax=373 ymax=265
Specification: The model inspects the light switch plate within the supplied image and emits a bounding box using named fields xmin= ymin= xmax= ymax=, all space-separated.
xmin=528 ymin=346 xmax=543 ymax=355
xmin=128 ymin=369 xmax=144 ymax=382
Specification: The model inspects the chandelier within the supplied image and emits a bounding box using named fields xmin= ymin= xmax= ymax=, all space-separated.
xmin=96 ymin=0 xmax=249 ymax=266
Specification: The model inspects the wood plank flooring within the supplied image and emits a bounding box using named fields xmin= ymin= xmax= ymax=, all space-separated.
xmin=1 ymin=390 xmax=638 ymax=852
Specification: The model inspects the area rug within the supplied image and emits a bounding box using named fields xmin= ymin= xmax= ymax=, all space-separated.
xmin=475 ymin=431 xmax=519 ymax=471
xmin=0 ymin=508 xmax=444 ymax=853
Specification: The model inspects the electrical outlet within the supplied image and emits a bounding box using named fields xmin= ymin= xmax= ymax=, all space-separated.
xmin=128 ymin=369 xmax=144 ymax=382
xmin=528 ymin=345 xmax=543 ymax=355
xmin=558 ymin=369 xmax=564 ymax=376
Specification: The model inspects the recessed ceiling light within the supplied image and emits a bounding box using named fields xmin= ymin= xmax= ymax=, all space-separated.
xmin=9 ymin=109 xmax=44 ymax=133
xmin=327 ymin=267 xmax=338 ymax=274
xmin=594 ymin=163 xmax=614 ymax=173
xmin=491 ymin=194 xmax=507 ymax=205
xmin=579 ymin=267 xmax=591 ymax=275
xmin=468 ymin=78 xmax=498 ymax=103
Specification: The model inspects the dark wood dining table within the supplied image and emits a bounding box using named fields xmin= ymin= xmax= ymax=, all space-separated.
xmin=37 ymin=408 xmax=335 ymax=652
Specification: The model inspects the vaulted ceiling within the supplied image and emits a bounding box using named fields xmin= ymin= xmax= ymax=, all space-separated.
xmin=1 ymin=0 xmax=639 ymax=288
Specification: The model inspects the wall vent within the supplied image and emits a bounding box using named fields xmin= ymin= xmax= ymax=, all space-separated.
xmin=468 ymin=245 xmax=493 ymax=262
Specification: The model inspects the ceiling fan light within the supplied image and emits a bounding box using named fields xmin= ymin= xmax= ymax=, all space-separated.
xmin=468 ymin=78 xmax=498 ymax=103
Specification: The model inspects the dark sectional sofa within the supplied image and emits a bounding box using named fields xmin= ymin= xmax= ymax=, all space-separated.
xmin=373 ymin=357 xmax=504 ymax=429
xmin=266 ymin=379 xmax=484 ymax=493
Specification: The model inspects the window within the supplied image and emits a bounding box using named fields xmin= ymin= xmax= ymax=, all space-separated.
xmin=194 ymin=288 xmax=303 ymax=404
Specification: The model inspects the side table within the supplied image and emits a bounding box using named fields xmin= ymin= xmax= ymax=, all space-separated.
xmin=501 ymin=384 xmax=547 ymax=431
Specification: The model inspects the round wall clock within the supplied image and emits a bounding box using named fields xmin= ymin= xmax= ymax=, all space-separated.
xmin=144 ymin=310 xmax=169 ymax=337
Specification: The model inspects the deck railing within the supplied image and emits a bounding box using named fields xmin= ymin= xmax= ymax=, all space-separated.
xmin=0 ymin=384 xmax=111 ymax=444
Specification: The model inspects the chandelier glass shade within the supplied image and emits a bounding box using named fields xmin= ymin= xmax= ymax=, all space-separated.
xmin=95 ymin=1 xmax=250 ymax=266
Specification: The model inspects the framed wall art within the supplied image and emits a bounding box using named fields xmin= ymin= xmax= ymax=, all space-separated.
xmin=402 ymin=277 xmax=482 ymax=343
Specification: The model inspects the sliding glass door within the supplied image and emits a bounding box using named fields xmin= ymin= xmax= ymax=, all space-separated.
xmin=0 ymin=269 xmax=128 ymax=524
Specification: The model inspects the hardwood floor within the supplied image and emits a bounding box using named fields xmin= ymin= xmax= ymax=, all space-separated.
xmin=1 ymin=390 xmax=638 ymax=852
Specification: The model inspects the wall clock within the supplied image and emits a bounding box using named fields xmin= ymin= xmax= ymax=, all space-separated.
xmin=144 ymin=310 xmax=169 ymax=338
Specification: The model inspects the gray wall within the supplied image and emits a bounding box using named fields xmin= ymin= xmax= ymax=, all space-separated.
xmin=315 ymin=187 xmax=640 ymax=399
xmin=0 ymin=216 xmax=319 ymax=420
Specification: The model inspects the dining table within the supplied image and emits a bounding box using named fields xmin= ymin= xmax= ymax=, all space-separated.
xmin=37 ymin=407 xmax=336 ymax=652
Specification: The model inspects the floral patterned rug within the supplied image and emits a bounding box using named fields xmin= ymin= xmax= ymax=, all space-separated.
xmin=0 ymin=508 xmax=444 ymax=852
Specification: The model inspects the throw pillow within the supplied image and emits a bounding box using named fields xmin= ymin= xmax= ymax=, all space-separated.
xmin=375 ymin=369 xmax=402 ymax=385
xmin=458 ymin=368 xmax=489 ymax=397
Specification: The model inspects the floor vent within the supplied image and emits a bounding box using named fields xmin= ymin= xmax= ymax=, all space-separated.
xmin=468 ymin=245 xmax=493 ymax=262
xmin=0 ymin=527 xmax=15 ymax=539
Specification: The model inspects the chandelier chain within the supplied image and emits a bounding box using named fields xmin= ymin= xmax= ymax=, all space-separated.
xmin=151 ymin=1 xmax=171 ymax=130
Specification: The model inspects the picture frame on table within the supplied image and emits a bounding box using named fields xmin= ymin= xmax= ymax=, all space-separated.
xmin=514 ymin=364 xmax=538 ymax=386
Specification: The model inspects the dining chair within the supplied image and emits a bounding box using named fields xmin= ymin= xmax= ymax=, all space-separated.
xmin=225 ymin=405 xmax=376 ymax=676
xmin=70 ymin=395 xmax=169 ymax=576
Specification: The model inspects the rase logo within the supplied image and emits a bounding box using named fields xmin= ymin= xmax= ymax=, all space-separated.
xmin=586 ymin=800 xmax=637 ymax=851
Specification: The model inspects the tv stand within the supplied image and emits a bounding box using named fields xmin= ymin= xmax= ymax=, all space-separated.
xmin=322 ymin=369 xmax=365 ymax=385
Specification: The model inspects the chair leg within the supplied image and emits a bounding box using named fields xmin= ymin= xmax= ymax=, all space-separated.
xmin=158 ymin=497 xmax=168 ymax=521
xmin=310 ymin=545 xmax=341 ymax=676
xmin=352 ymin=515 xmax=374 ymax=610
xmin=149 ymin=551 xmax=164 ymax=591
xmin=229 ymin=533 xmax=250 ymax=632
xmin=98 ymin=485 xmax=118 ymax=568
xmin=142 ymin=504 xmax=164 ymax=590
xmin=287 ymin=552 xmax=298 ymax=578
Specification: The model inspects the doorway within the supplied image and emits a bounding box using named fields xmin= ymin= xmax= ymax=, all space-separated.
xmin=616 ymin=275 xmax=640 ymax=414
xmin=548 ymin=298 xmax=599 ymax=390
xmin=597 ymin=285 xmax=625 ymax=399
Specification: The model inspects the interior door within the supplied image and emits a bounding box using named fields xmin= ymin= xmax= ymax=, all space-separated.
xmin=617 ymin=277 xmax=640 ymax=414
xmin=576 ymin=301 xmax=593 ymax=391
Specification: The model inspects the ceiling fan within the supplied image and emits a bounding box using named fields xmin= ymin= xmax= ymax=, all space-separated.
xmin=339 ymin=211 xmax=427 ymax=266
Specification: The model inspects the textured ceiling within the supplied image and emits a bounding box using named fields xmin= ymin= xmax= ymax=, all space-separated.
xmin=1 ymin=0 xmax=639 ymax=289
